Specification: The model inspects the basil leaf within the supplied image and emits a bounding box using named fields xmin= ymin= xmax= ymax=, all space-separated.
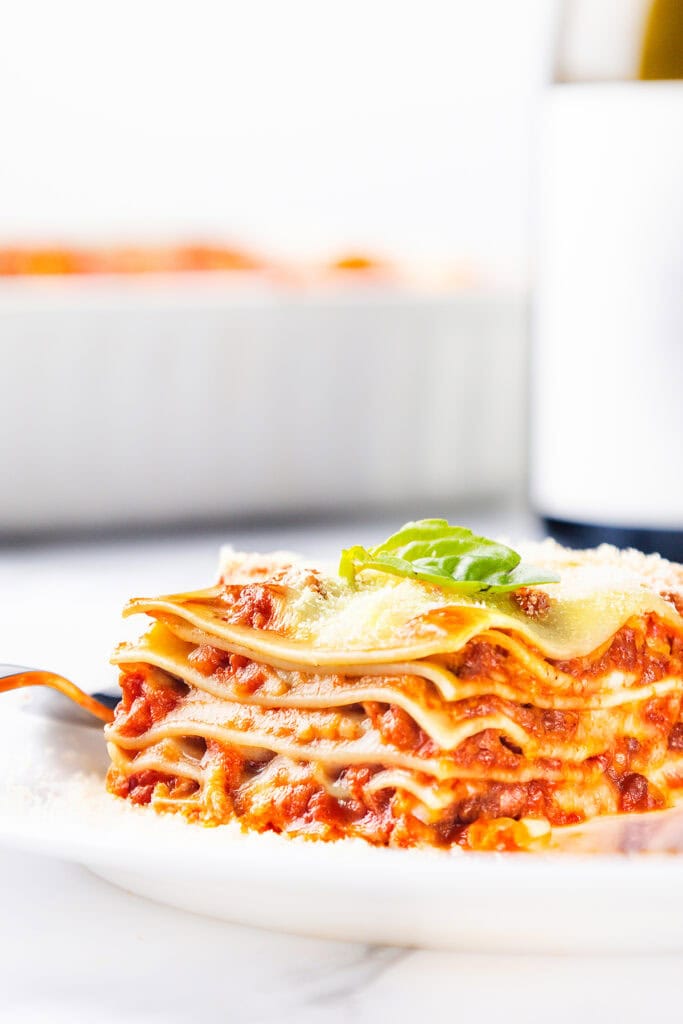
xmin=339 ymin=519 xmax=559 ymax=594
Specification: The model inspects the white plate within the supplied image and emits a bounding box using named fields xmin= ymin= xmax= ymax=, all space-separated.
xmin=2 ymin=690 xmax=683 ymax=954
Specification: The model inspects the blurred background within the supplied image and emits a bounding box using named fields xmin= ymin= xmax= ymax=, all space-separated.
xmin=0 ymin=0 xmax=681 ymax=552
xmin=0 ymin=7 xmax=681 ymax=1013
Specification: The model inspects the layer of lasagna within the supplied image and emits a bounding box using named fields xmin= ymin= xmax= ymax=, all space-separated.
xmin=106 ymin=540 xmax=683 ymax=851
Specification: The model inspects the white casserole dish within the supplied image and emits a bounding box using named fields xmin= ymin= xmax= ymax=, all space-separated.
xmin=0 ymin=277 xmax=527 ymax=533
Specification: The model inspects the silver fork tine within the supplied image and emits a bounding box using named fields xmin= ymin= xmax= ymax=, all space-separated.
xmin=0 ymin=663 xmax=36 ymax=678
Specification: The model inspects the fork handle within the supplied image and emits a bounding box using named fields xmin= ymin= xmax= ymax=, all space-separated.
xmin=0 ymin=664 xmax=118 ymax=704
xmin=0 ymin=666 xmax=116 ymax=723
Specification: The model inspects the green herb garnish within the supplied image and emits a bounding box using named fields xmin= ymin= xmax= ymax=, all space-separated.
xmin=339 ymin=519 xmax=559 ymax=594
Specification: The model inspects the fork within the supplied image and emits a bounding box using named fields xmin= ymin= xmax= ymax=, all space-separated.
xmin=0 ymin=664 xmax=117 ymax=724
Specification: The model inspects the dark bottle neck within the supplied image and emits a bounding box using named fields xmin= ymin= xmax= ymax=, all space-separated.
xmin=542 ymin=517 xmax=683 ymax=562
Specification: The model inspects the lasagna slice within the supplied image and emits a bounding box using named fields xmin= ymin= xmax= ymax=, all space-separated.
xmin=106 ymin=534 xmax=683 ymax=851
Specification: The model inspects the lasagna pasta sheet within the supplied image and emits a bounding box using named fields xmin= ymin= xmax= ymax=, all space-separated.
xmin=105 ymin=541 xmax=683 ymax=850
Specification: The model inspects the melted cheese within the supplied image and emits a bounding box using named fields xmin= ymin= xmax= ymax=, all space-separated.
xmin=124 ymin=546 xmax=682 ymax=663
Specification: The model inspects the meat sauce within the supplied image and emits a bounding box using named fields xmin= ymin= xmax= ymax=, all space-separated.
xmin=217 ymin=569 xmax=325 ymax=631
xmin=114 ymin=668 xmax=182 ymax=738
xmin=362 ymin=702 xmax=436 ymax=755
xmin=556 ymin=616 xmax=683 ymax=682
xmin=220 ymin=583 xmax=282 ymax=630
xmin=109 ymin=612 xmax=683 ymax=848
xmin=451 ymin=616 xmax=683 ymax=687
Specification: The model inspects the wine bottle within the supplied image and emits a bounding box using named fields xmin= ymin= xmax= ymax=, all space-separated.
xmin=531 ymin=0 xmax=683 ymax=559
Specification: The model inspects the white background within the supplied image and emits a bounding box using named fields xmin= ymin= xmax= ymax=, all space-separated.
xmin=0 ymin=0 xmax=555 ymax=282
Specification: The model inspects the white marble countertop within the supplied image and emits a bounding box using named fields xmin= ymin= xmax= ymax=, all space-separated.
xmin=3 ymin=843 xmax=683 ymax=1024
xmin=2 ymin=512 xmax=682 ymax=1022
